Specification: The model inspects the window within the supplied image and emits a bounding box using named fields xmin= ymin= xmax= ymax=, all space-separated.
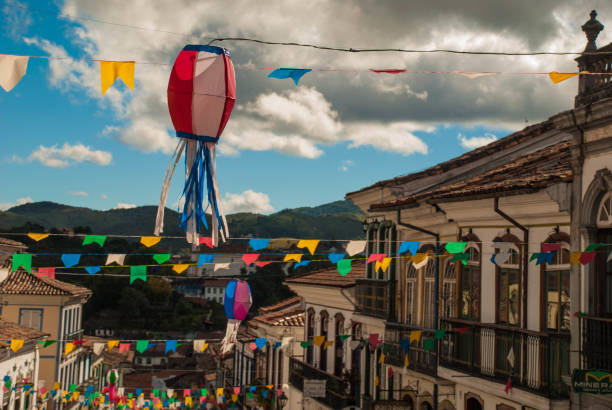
xmin=597 ymin=192 xmax=612 ymax=227
xmin=405 ymin=262 xmax=417 ymax=325
xmin=306 ymin=309 xmax=315 ymax=365
xmin=441 ymin=260 xmax=457 ymax=319
xmin=545 ymin=247 xmax=570 ymax=331
xmin=498 ymin=248 xmax=520 ymax=326
xmin=460 ymin=245 xmax=481 ymax=320
xmin=423 ymin=258 xmax=436 ymax=328
xmin=19 ymin=309 xmax=43 ymax=330
xmin=320 ymin=311 xmax=329 ymax=371
xmin=334 ymin=314 xmax=345 ymax=377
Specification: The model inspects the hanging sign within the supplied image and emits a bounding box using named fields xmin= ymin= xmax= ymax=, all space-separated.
xmin=303 ymin=379 xmax=326 ymax=398
xmin=572 ymin=369 xmax=612 ymax=394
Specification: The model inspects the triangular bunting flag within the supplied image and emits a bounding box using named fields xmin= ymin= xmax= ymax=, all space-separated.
xmin=337 ymin=258 xmax=352 ymax=276
xmin=0 ymin=55 xmax=29 ymax=92
xmin=198 ymin=254 xmax=215 ymax=266
xmin=297 ymin=240 xmax=320 ymax=255
xmin=153 ymin=254 xmax=171 ymax=264
xmin=242 ymin=254 xmax=260 ymax=265
xmin=105 ymin=254 xmax=125 ymax=265
xmin=11 ymin=253 xmax=32 ymax=273
xmin=249 ymin=238 xmax=269 ymax=251
xmin=140 ymin=236 xmax=161 ymax=248
xmin=398 ymin=241 xmax=419 ymax=256
xmin=82 ymin=235 xmax=106 ymax=247
xmin=283 ymin=254 xmax=303 ymax=263
xmin=130 ymin=265 xmax=147 ymax=283
xmin=345 ymin=240 xmax=366 ymax=256
xmin=27 ymin=233 xmax=48 ymax=242
xmin=108 ymin=340 xmax=119 ymax=351
xmin=100 ymin=61 xmax=135 ymax=95
xmin=172 ymin=264 xmax=189 ymax=274
xmin=38 ymin=267 xmax=55 ymax=279
xmin=61 ymin=254 xmax=81 ymax=268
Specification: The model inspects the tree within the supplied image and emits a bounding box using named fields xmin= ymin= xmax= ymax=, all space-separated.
xmin=118 ymin=288 xmax=150 ymax=319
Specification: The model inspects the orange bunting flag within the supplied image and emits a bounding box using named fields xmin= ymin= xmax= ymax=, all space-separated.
xmin=65 ymin=342 xmax=75 ymax=355
xmin=313 ymin=336 xmax=325 ymax=347
xmin=100 ymin=61 xmax=135 ymax=95
xmin=374 ymin=376 xmax=379 ymax=387
xmin=10 ymin=339 xmax=24 ymax=352
xmin=548 ymin=71 xmax=588 ymax=84
xmin=28 ymin=233 xmax=49 ymax=242
xmin=409 ymin=330 xmax=422 ymax=344
xmin=172 ymin=264 xmax=189 ymax=274
xmin=570 ymin=252 xmax=582 ymax=265
xmin=404 ymin=354 xmax=410 ymax=367
xmin=378 ymin=352 xmax=385 ymax=364
xmin=297 ymin=240 xmax=320 ymax=255
xmin=284 ymin=254 xmax=303 ymax=263
xmin=108 ymin=340 xmax=119 ymax=351
xmin=140 ymin=236 xmax=161 ymax=248
xmin=375 ymin=257 xmax=392 ymax=272
xmin=323 ymin=341 xmax=333 ymax=349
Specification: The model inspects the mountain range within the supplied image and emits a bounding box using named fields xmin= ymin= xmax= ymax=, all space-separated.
xmin=0 ymin=200 xmax=365 ymax=240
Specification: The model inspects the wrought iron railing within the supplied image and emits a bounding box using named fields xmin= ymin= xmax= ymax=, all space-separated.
xmin=289 ymin=357 xmax=355 ymax=409
xmin=439 ymin=318 xmax=570 ymax=399
xmin=355 ymin=279 xmax=390 ymax=318
xmin=575 ymin=42 xmax=612 ymax=107
xmin=580 ymin=315 xmax=612 ymax=370
xmin=384 ymin=322 xmax=437 ymax=377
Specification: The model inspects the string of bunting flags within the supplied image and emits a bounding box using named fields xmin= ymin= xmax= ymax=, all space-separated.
xmin=2 ymin=52 xmax=610 ymax=93
xmin=8 ymin=238 xmax=612 ymax=281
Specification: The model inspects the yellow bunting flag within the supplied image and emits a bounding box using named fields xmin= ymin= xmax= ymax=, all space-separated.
xmin=172 ymin=264 xmax=189 ymax=274
xmin=284 ymin=254 xmax=303 ymax=263
xmin=108 ymin=340 xmax=119 ymax=351
xmin=54 ymin=382 xmax=60 ymax=390
xmin=375 ymin=257 xmax=392 ymax=273
xmin=374 ymin=376 xmax=379 ymax=387
xmin=548 ymin=71 xmax=588 ymax=84
xmin=28 ymin=233 xmax=49 ymax=242
xmin=266 ymin=385 xmax=273 ymax=390
xmin=10 ymin=339 xmax=24 ymax=352
xmin=201 ymin=343 xmax=208 ymax=352
xmin=140 ymin=236 xmax=161 ymax=248
xmin=231 ymin=394 xmax=238 ymax=402
xmin=379 ymin=352 xmax=385 ymax=364
xmin=570 ymin=252 xmax=582 ymax=265
xmin=313 ymin=336 xmax=325 ymax=347
xmin=323 ymin=341 xmax=333 ymax=350
xmin=404 ymin=354 xmax=410 ymax=367
xmin=297 ymin=240 xmax=320 ymax=255
xmin=216 ymin=388 xmax=223 ymax=397
xmin=409 ymin=330 xmax=422 ymax=344
xmin=100 ymin=61 xmax=135 ymax=95
xmin=65 ymin=342 xmax=75 ymax=355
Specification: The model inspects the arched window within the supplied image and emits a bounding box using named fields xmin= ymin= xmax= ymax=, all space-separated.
xmin=334 ymin=313 xmax=345 ymax=377
xmin=460 ymin=241 xmax=481 ymax=320
xmin=496 ymin=236 xmax=521 ymax=326
xmin=320 ymin=311 xmax=329 ymax=371
xmin=405 ymin=261 xmax=417 ymax=325
xmin=542 ymin=234 xmax=570 ymax=332
xmin=597 ymin=192 xmax=612 ymax=228
xmin=441 ymin=259 xmax=457 ymax=319
xmin=423 ymin=257 xmax=437 ymax=329
xmin=306 ymin=309 xmax=315 ymax=365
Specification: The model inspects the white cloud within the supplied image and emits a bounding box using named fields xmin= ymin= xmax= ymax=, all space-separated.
xmin=347 ymin=122 xmax=430 ymax=155
xmin=458 ymin=133 xmax=498 ymax=149
xmin=340 ymin=160 xmax=353 ymax=172
xmin=0 ymin=196 xmax=33 ymax=211
xmin=2 ymin=0 xmax=32 ymax=40
xmin=115 ymin=203 xmax=137 ymax=209
xmin=27 ymin=143 xmax=112 ymax=168
xmin=100 ymin=193 xmax=108 ymax=199
xmin=219 ymin=190 xmax=274 ymax=214
xmin=69 ymin=191 xmax=88 ymax=197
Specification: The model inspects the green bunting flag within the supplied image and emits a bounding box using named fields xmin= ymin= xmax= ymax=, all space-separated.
xmin=300 ymin=341 xmax=312 ymax=348
xmin=450 ymin=252 xmax=469 ymax=265
xmin=530 ymin=253 xmax=539 ymax=262
xmin=445 ymin=242 xmax=467 ymax=254
xmin=153 ymin=254 xmax=171 ymax=264
xmin=423 ymin=338 xmax=434 ymax=352
xmin=585 ymin=243 xmax=606 ymax=252
xmin=337 ymin=258 xmax=352 ymax=276
xmin=11 ymin=253 xmax=32 ymax=273
xmin=130 ymin=265 xmax=147 ymax=284
xmin=82 ymin=235 xmax=107 ymax=247
xmin=136 ymin=340 xmax=149 ymax=353
xmin=339 ymin=335 xmax=351 ymax=342
xmin=434 ymin=329 xmax=446 ymax=340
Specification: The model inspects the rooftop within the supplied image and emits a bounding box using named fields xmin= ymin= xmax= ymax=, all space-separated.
xmin=0 ymin=318 xmax=48 ymax=342
xmin=371 ymin=140 xmax=572 ymax=210
xmin=0 ymin=267 xmax=92 ymax=297
xmin=252 ymin=307 xmax=305 ymax=327
xmin=259 ymin=296 xmax=302 ymax=313
xmin=285 ymin=262 xmax=366 ymax=288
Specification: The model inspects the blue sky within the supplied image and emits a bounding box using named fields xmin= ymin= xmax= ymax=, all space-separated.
xmin=2 ymin=0 xmax=608 ymax=213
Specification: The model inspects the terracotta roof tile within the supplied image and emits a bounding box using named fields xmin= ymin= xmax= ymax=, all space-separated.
xmin=371 ymin=140 xmax=572 ymax=210
xmin=285 ymin=262 xmax=365 ymax=288
xmin=252 ymin=308 xmax=305 ymax=327
xmin=0 ymin=267 xmax=92 ymax=297
xmin=259 ymin=296 xmax=302 ymax=313
xmin=0 ymin=237 xmax=26 ymax=248
xmin=0 ymin=319 xmax=48 ymax=341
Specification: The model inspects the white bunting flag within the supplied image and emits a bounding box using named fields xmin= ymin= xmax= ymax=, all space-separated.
xmin=607 ymin=251 xmax=612 ymax=262
xmin=93 ymin=343 xmax=105 ymax=356
xmin=193 ymin=339 xmax=208 ymax=353
xmin=0 ymin=55 xmax=29 ymax=92
xmin=105 ymin=254 xmax=126 ymax=266
xmin=214 ymin=263 xmax=231 ymax=272
xmin=346 ymin=240 xmax=366 ymax=256
xmin=492 ymin=242 xmax=513 ymax=265
xmin=507 ymin=346 xmax=515 ymax=369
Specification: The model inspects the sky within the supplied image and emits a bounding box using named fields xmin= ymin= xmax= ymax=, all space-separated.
xmin=1 ymin=0 xmax=611 ymax=214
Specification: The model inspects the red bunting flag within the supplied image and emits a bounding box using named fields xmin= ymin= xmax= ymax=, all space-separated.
xmin=242 ymin=254 xmax=260 ymax=265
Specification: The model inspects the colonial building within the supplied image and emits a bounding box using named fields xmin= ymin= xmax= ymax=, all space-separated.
xmin=341 ymin=10 xmax=612 ymax=410
xmin=0 ymin=265 xmax=93 ymax=396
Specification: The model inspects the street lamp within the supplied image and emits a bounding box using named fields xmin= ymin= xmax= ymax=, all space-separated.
xmin=278 ymin=392 xmax=288 ymax=409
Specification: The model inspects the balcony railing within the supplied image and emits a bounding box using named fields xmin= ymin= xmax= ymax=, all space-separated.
xmin=355 ymin=279 xmax=390 ymax=319
xmin=580 ymin=315 xmax=612 ymax=370
xmin=289 ymin=357 xmax=355 ymax=409
xmin=439 ymin=318 xmax=570 ymax=399
xmin=384 ymin=323 xmax=437 ymax=377
xmin=575 ymin=42 xmax=612 ymax=107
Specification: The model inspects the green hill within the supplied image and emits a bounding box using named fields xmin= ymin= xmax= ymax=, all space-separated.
xmin=0 ymin=200 xmax=365 ymax=240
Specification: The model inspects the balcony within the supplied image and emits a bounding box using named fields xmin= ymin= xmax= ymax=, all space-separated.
xmin=355 ymin=279 xmax=390 ymax=319
xmin=384 ymin=323 xmax=437 ymax=377
xmin=439 ymin=318 xmax=570 ymax=399
xmin=580 ymin=315 xmax=612 ymax=370
xmin=575 ymin=42 xmax=612 ymax=107
xmin=289 ymin=357 xmax=355 ymax=409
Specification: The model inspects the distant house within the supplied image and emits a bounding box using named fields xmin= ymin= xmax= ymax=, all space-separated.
xmin=0 ymin=319 xmax=48 ymax=409
xmin=0 ymin=263 xmax=93 ymax=396
xmin=202 ymin=279 xmax=231 ymax=304
xmin=0 ymin=238 xmax=26 ymax=266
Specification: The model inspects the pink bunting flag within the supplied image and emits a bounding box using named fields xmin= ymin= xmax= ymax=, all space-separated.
xmin=579 ymin=251 xmax=596 ymax=265
xmin=233 ymin=387 xmax=240 ymax=395
xmin=249 ymin=342 xmax=257 ymax=351
xmin=369 ymin=69 xmax=406 ymax=74
xmin=367 ymin=254 xmax=386 ymax=263
xmin=256 ymin=261 xmax=272 ymax=267
xmin=369 ymin=333 xmax=380 ymax=350
xmin=388 ymin=367 xmax=393 ymax=378
xmin=242 ymin=254 xmax=260 ymax=265
xmin=199 ymin=237 xmax=213 ymax=248
xmin=38 ymin=267 xmax=56 ymax=279
xmin=119 ymin=343 xmax=130 ymax=353
xmin=541 ymin=243 xmax=562 ymax=252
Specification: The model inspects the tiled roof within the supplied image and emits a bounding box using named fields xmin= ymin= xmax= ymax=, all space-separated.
xmin=259 ymin=296 xmax=302 ymax=313
xmin=252 ymin=308 xmax=304 ymax=327
xmin=0 ymin=268 xmax=92 ymax=297
xmin=203 ymin=279 xmax=231 ymax=287
xmin=371 ymin=140 xmax=572 ymax=210
xmin=285 ymin=262 xmax=366 ymax=288
xmin=0 ymin=319 xmax=48 ymax=341
xmin=0 ymin=237 xmax=26 ymax=248
xmin=346 ymin=121 xmax=556 ymax=196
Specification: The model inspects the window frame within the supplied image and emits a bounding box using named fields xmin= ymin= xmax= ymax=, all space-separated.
xmin=459 ymin=240 xmax=481 ymax=321
xmin=494 ymin=234 xmax=522 ymax=327
xmin=19 ymin=308 xmax=43 ymax=331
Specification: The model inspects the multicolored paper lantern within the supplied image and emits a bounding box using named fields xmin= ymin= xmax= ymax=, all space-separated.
xmin=221 ymin=280 xmax=252 ymax=354
xmin=155 ymin=44 xmax=236 ymax=246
